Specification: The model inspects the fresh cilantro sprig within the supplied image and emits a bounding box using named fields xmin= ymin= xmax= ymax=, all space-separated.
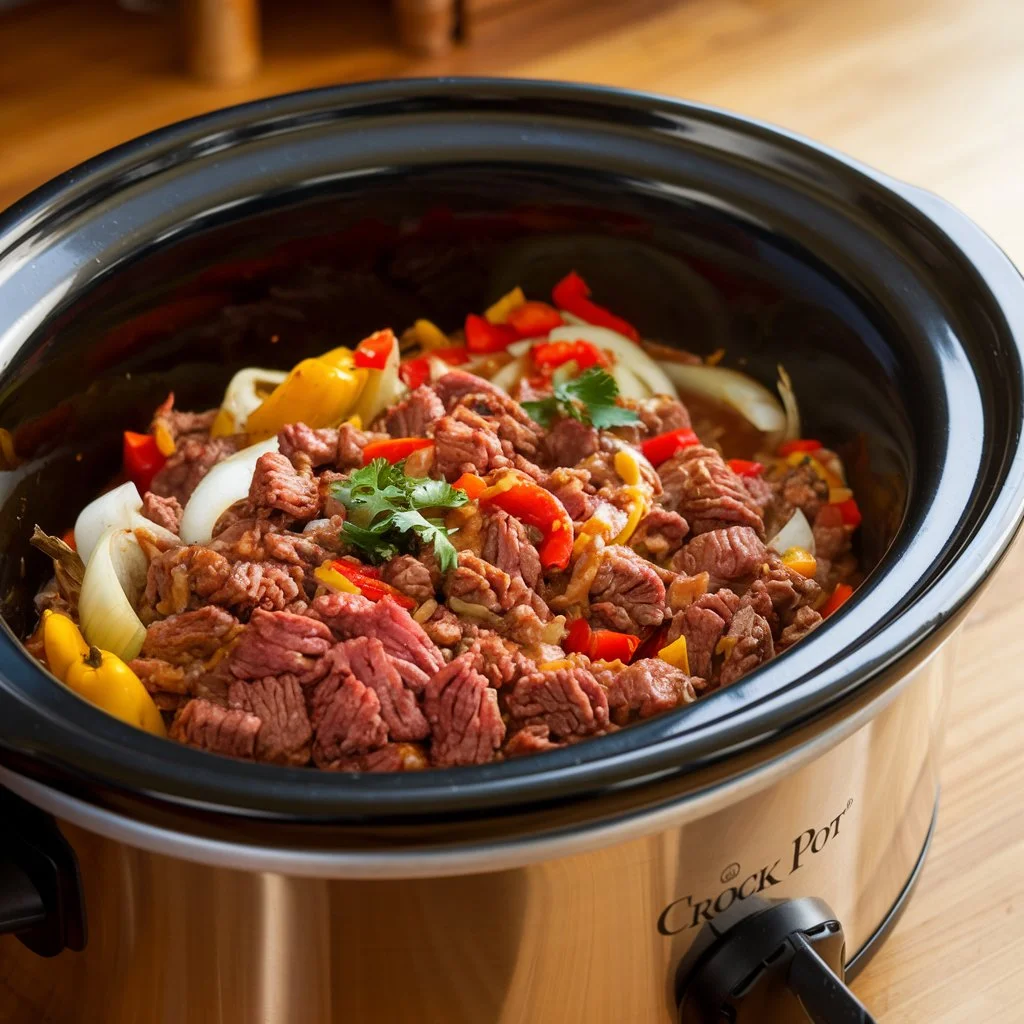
xmin=330 ymin=459 xmax=467 ymax=571
xmin=522 ymin=367 xmax=641 ymax=430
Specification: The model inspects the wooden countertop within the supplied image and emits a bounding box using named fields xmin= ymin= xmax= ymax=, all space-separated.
xmin=3 ymin=0 xmax=1023 ymax=1018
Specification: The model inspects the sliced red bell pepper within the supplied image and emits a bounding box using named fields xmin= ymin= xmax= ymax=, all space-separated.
xmin=331 ymin=559 xmax=415 ymax=609
xmin=727 ymin=458 xmax=764 ymax=478
xmin=465 ymin=313 xmax=518 ymax=354
xmin=564 ymin=617 xmax=593 ymax=656
xmin=563 ymin=617 xmax=639 ymax=662
xmin=833 ymin=497 xmax=862 ymax=528
xmin=821 ymin=582 xmax=854 ymax=618
xmin=480 ymin=477 xmax=573 ymax=570
xmin=551 ymin=271 xmax=640 ymax=342
xmin=778 ymin=439 xmax=822 ymax=456
xmin=641 ymin=427 xmax=700 ymax=466
xmin=633 ymin=624 xmax=670 ymax=662
xmin=362 ymin=437 xmax=434 ymax=466
xmin=332 ymin=558 xmax=381 ymax=580
xmin=531 ymin=339 xmax=609 ymax=373
xmin=453 ymin=472 xmax=487 ymax=499
xmin=353 ymin=328 xmax=396 ymax=370
xmin=398 ymin=346 xmax=470 ymax=390
xmin=123 ymin=431 xmax=166 ymax=493
xmin=507 ymin=301 xmax=563 ymax=337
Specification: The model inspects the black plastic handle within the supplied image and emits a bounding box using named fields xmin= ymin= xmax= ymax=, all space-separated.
xmin=789 ymin=932 xmax=875 ymax=1024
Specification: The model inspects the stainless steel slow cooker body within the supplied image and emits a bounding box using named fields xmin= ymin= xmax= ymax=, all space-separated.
xmin=0 ymin=80 xmax=1022 ymax=1024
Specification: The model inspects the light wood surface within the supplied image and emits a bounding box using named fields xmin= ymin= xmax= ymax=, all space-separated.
xmin=3 ymin=0 xmax=1023 ymax=1018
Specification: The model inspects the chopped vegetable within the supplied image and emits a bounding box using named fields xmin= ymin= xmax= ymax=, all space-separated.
xmin=362 ymin=437 xmax=434 ymax=466
xmin=781 ymin=546 xmax=817 ymax=579
xmin=412 ymin=319 xmax=450 ymax=349
xmin=350 ymin=330 xmax=403 ymax=427
xmin=728 ymin=459 xmax=764 ymax=478
xmin=325 ymin=558 xmax=416 ymax=609
xmin=211 ymin=367 xmax=289 ymax=438
xmin=563 ymin=618 xmax=640 ymax=662
xmin=465 ymin=314 xmax=518 ymax=354
xmin=313 ymin=561 xmax=361 ymax=595
xmin=777 ymin=364 xmax=801 ymax=442
xmin=551 ymin=272 xmax=640 ymax=342
xmin=353 ymin=329 xmax=397 ymax=370
xmin=453 ymin=472 xmax=487 ymax=499
xmin=779 ymin=438 xmax=822 ymax=456
xmin=633 ymin=624 xmax=670 ymax=661
xmin=767 ymin=508 xmax=815 ymax=557
xmin=30 ymin=526 xmax=85 ymax=612
xmin=522 ymin=368 xmax=640 ymax=430
xmin=658 ymin=634 xmax=691 ymax=674
xmin=821 ymin=582 xmax=854 ymax=618
xmin=399 ymin=346 xmax=470 ymax=390
xmin=548 ymin=324 xmax=678 ymax=397
xmin=478 ymin=473 xmax=574 ymax=570
xmin=78 ymin=528 xmax=150 ymax=661
xmin=531 ymin=339 xmax=608 ymax=373
xmin=484 ymin=286 xmax=526 ymax=324
xmin=508 ymin=301 xmax=564 ymax=337
xmin=641 ymin=427 xmax=700 ymax=466
xmin=331 ymin=458 xmax=467 ymax=571
xmin=73 ymin=481 xmax=179 ymax=563
xmin=659 ymin=362 xmax=788 ymax=435
xmin=834 ymin=497 xmax=862 ymax=528
xmin=122 ymin=431 xmax=166 ymax=493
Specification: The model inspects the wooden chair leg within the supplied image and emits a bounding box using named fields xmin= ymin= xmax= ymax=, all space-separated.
xmin=182 ymin=0 xmax=262 ymax=84
xmin=393 ymin=0 xmax=457 ymax=56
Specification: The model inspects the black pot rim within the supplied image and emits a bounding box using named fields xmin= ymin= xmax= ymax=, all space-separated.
xmin=1 ymin=77 xmax=1022 ymax=830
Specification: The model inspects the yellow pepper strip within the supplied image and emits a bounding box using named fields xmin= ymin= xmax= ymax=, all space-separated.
xmin=614 ymin=448 xmax=641 ymax=486
xmin=314 ymin=562 xmax=361 ymax=594
xmin=413 ymin=319 xmax=450 ymax=350
xmin=43 ymin=611 xmax=165 ymax=737
xmin=484 ymin=286 xmax=526 ymax=324
xmin=781 ymin=546 xmax=817 ymax=579
xmin=715 ymin=636 xmax=738 ymax=660
xmin=246 ymin=346 xmax=366 ymax=441
xmin=612 ymin=486 xmax=649 ymax=546
xmin=786 ymin=451 xmax=843 ymax=490
xmin=153 ymin=421 xmax=177 ymax=457
xmin=573 ymin=512 xmax=615 ymax=557
xmin=829 ymin=486 xmax=853 ymax=505
xmin=209 ymin=407 xmax=237 ymax=439
xmin=658 ymin=634 xmax=690 ymax=674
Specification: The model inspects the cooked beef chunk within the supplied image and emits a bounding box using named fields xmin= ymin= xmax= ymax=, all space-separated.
xmin=505 ymin=724 xmax=562 ymax=757
xmin=208 ymin=518 xmax=324 ymax=568
xmin=604 ymin=658 xmax=699 ymax=724
xmin=432 ymin=413 xmax=509 ymax=480
xmin=423 ymin=653 xmax=505 ymax=766
xmin=460 ymin=631 xmax=534 ymax=689
xmin=670 ymin=590 xmax=742 ymax=679
xmin=636 ymin=395 xmax=691 ymax=435
xmin=229 ymin=609 xmax=334 ymax=684
xmin=764 ymin=462 xmax=828 ymax=537
xmin=151 ymin=395 xmax=217 ymax=443
xmin=630 ymin=507 xmax=690 ymax=560
xmin=543 ymin=416 xmax=600 ymax=467
xmin=742 ymin=473 xmax=775 ymax=511
xmin=130 ymin=658 xmax=191 ymax=710
xmin=719 ymin=605 xmax=775 ymax=686
xmin=278 ymin=423 xmax=339 ymax=467
xmin=481 ymin=510 xmax=542 ymax=589
xmin=151 ymin=435 xmax=245 ymax=506
xmin=141 ymin=606 xmax=240 ymax=664
xmin=433 ymin=370 xmax=507 ymax=409
xmin=248 ymin=452 xmax=320 ymax=520
xmin=543 ymin=467 xmax=596 ymax=522
xmin=311 ymin=592 xmax=444 ymax=691
xmin=421 ymin=604 xmax=468 ymax=647
xmin=589 ymin=545 xmax=666 ymax=634
xmin=812 ymin=504 xmax=851 ymax=562
xmin=446 ymin=552 xmax=523 ymax=614
xmin=141 ymin=492 xmax=183 ymax=534
xmin=323 ymin=743 xmax=429 ymax=772
xmin=336 ymin=423 xmax=388 ymax=470
xmin=310 ymin=666 xmax=388 ymax=765
xmin=507 ymin=663 xmax=610 ymax=739
xmin=381 ymin=555 xmax=437 ymax=604
xmin=451 ymin=389 xmax=543 ymax=459
xmin=674 ymin=526 xmax=766 ymax=583
xmin=779 ymin=605 xmax=823 ymax=649
xmin=745 ymin=553 xmax=822 ymax=629
xmin=227 ymin=674 xmax=312 ymax=766
xmin=170 ymin=699 xmax=261 ymax=759
xmin=659 ymin=445 xmax=764 ymax=536
xmin=382 ymin=386 xmax=445 ymax=439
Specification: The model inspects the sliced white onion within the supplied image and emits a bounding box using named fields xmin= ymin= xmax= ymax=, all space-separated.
xmin=659 ymin=361 xmax=787 ymax=435
xmin=74 ymin=482 xmax=179 ymax=563
xmin=559 ymin=311 xmax=589 ymax=326
xmin=766 ymin=508 xmax=815 ymax=556
xmin=179 ymin=437 xmax=279 ymax=544
xmin=219 ymin=367 xmax=288 ymax=433
xmin=777 ymin=364 xmax=801 ymax=441
xmin=610 ymin=361 xmax=649 ymax=401
xmin=547 ymin=325 xmax=677 ymax=397
xmin=351 ymin=334 xmax=403 ymax=425
xmin=490 ymin=354 xmax=530 ymax=394
xmin=503 ymin=337 xmax=548 ymax=358
xmin=79 ymin=528 xmax=149 ymax=661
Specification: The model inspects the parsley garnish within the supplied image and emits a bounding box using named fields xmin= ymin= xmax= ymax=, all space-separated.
xmin=522 ymin=367 xmax=641 ymax=430
xmin=331 ymin=459 xmax=468 ymax=571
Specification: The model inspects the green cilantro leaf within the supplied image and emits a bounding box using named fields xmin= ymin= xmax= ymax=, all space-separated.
xmin=521 ymin=397 xmax=557 ymax=427
xmin=523 ymin=368 xmax=640 ymax=430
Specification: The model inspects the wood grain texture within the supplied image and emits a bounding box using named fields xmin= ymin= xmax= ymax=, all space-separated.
xmin=2 ymin=0 xmax=1023 ymax=1018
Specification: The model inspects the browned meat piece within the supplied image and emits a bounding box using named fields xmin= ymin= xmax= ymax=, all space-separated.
xmin=542 ymin=416 xmax=600 ymax=467
xmin=670 ymin=589 xmax=742 ymax=679
xmin=141 ymin=492 xmax=183 ymax=534
xmin=208 ymin=561 xmax=305 ymax=615
xmin=317 ymin=473 xmax=348 ymax=520
xmin=589 ymin=545 xmax=666 ymax=634
xmin=249 ymin=452 xmax=319 ymax=520
xmin=659 ymin=445 xmax=764 ymax=537
xmin=636 ymin=395 xmax=691 ymax=435
xmin=460 ymin=631 xmax=534 ymax=689
xmin=209 ymin=517 xmax=325 ymax=570
xmin=141 ymin=606 xmax=240 ymax=664
xmin=151 ymin=395 xmax=217 ymax=443
xmin=543 ymin=467 xmax=596 ymax=523
xmin=227 ymin=674 xmax=312 ymax=766
xmin=336 ymin=423 xmax=388 ymax=470
xmin=130 ymin=658 xmax=189 ymax=710
xmin=630 ymin=507 xmax=690 ymax=561
xmin=719 ymin=605 xmax=775 ymax=686
xmin=673 ymin=526 xmax=767 ymax=583
xmin=778 ymin=605 xmax=823 ymax=649
xmin=323 ymin=743 xmax=429 ymax=772
xmin=812 ymin=504 xmax=852 ymax=562
xmin=744 ymin=553 xmax=822 ymax=630
xmin=432 ymin=413 xmax=509 ymax=481
xmin=381 ymin=555 xmax=436 ymax=604
xmin=421 ymin=604 xmax=469 ymax=647
xmin=764 ymin=462 xmax=828 ymax=537
xmin=381 ymin=385 xmax=445 ymax=438
xmin=580 ymin=444 xmax=661 ymax=494
xmin=450 ymin=389 xmax=544 ymax=460
xmin=329 ymin=637 xmax=429 ymax=742
xmin=423 ymin=653 xmax=505 ymax=766
xmin=229 ymin=609 xmax=334 ymax=684
xmin=144 ymin=545 xmax=232 ymax=617
xmin=278 ymin=423 xmax=339 ymax=467
xmin=481 ymin=509 xmax=542 ymax=589
xmin=604 ymin=658 xmax=699 ymax=724
xmin=505 ymin=724 xmax=562 ymax=757
xmin=150 ymin=435 xmax=245 ymax=506
xmin=170 ymin=699 xmax=261 ymax=760
xmin=742 ymin=473 xmax=775 ymax=511
xmin=311 ymin=592 xmax=444 ymax=691
xmin=310 ymin=669 xmax=388 ymax=766
xmin=507 ymin=663 xmax=610 ymax=739
xmin=433 ymin=370 xmax=507 ymax=409
xmin=445 ymin=551 xmax=518 ymax=613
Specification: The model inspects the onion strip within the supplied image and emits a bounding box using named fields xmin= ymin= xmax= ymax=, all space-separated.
xmin=766 ymin=508 xmax=815 ymax=556
xmin=74 ymin=482 xmax=179 ymax=563
xmin=659 ymin=361 xmax=787 ymax=435
xmin=78 ymin=528 xmax=149 ymax=661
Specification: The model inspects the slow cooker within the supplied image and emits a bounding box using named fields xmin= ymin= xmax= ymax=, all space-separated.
xmin=0 ymin=79 xmax=1022 ymax=1024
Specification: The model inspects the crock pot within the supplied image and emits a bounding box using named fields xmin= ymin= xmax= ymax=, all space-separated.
xmin=0 ymin=79 xmax=1022 ymax=1024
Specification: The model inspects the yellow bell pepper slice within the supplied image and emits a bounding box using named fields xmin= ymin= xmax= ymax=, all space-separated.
xmin=43 ymin=608 xmax=89 ymax=681
xmin=246 ymin=346 xmax=366 ymax=441
xmin=484 ymin=286 xmax=526 ymax=324
xmin=614 ymin=448 xmax=641 ymax=486
xmin=781 ymin=546 xmax=817 ymax=579
xmin=209 ymin=407 xmax=237 ymax=439
xmin=658 ymin=635 xmax=690 ymax=674
xmin=611 ymin=486 xmax=650 ymax=546
xmin=715 ymin=636 xmax=738 ymax=660
xmin=314 ymin=562 xmax=362 ymax=595
xmin=413 ymin=319 xmax=450 ymax=350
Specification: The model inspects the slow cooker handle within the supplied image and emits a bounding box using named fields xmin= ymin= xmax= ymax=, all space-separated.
xmin=674 ymin=896 xmax=877 ymax=1023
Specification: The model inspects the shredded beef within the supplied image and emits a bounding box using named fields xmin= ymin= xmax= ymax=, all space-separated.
xmin=779 ymin=605 xmax=823 ymax=649
xmin=670 ymin=590 xmax=742 ymax=679
xmin=605 ymin=658 xmax=699 ymax=724
xmin=659 ymin=445 xmax=764 ymax=536
xmin=227 ymin=674 xmax=312 ymax=766
xmin=719 ymin=605 xmax=775 ymax=686
xmin=229 ymin=609 xmax=334 ymax=684
xmin=481 ymin=510 xmax=542 ymax=589
xmin=589 ymin=545 xmax=666 ymax=634
xmin=630 ymin=507 xmax=690 ymax=560
xmin=381 ymin=555 xmax=436 ymax=604
xmin=507 ymin=663 xmax=610 ymax=739
xmin=278 ymin=423 xmax=339 ymax=467
xmin=170 ymin=699 xmax=261 ymax=759
xmin=382 ymin=386 xmax=445 ymax=439
xmin=543 ymin=416 xmax=600 ymax=467
xmin=505 ymin=724 xmax=562 ymax=757
xmin=674 ymin=526 xmax=766 ymax=583
xmin=248 ymin=452 xmax=320 ymax=520
xmin=141 ymin=492 xmax=183 ymax=534
xmin=150 ymin=435 xmax=245 ymax=506
xmin=423 ymin=653 xmax=505 ymax=766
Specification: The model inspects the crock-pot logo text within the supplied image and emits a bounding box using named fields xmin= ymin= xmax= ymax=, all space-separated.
xmin=657 ymin=798 xmax=853 ymax=935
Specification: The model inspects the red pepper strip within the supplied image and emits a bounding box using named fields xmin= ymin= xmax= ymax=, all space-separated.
xmin=633 ymin=624 xmax=669 ymax=662
xmin=563 ymin=618 xmax=639 ymax=662
xmin=834 ymin=498 xmax=862 ymax=528
xmin=453 ymin=472 xmax=487 ymax=499
xmin=821 ymin=582 xmax=854 ymax=618
xmin=564 ymin=617 xmax=593 ymax=655
xmin=531 ymin=339 xmax=609 ymax=373
xmin=480 ymin=480 xmax=573 ymax=570
xmin=353 ymin=328 xmax=396 ymax=370
xmin=61 ymin=528 xmax=77 ymax=551
xmin=122 ymin=431 xmax=166 ymax=493
xmin=641 ymin=427 xmax=700 ymax=466
xmin=465 ymin=313 xmax=518 ymax=354
xmin=551 ymin=271 xmax=640 ymax=342
xmin=398 ymin=346 xmax=470 ymax=390
xmin=507 ymin=301 xmax=564 ymax=337
xmin=330 ymin=559 xmax=416 ymax=608
xmin=727 ymin=458 xmax=764 ymax=478
xmin=332 ymin=558 xmax=381 ymax=580
xmin=362 ymin=437 xmax=434 ymax=466
xmin=778 ymin=438 xmax=822 ymax=456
